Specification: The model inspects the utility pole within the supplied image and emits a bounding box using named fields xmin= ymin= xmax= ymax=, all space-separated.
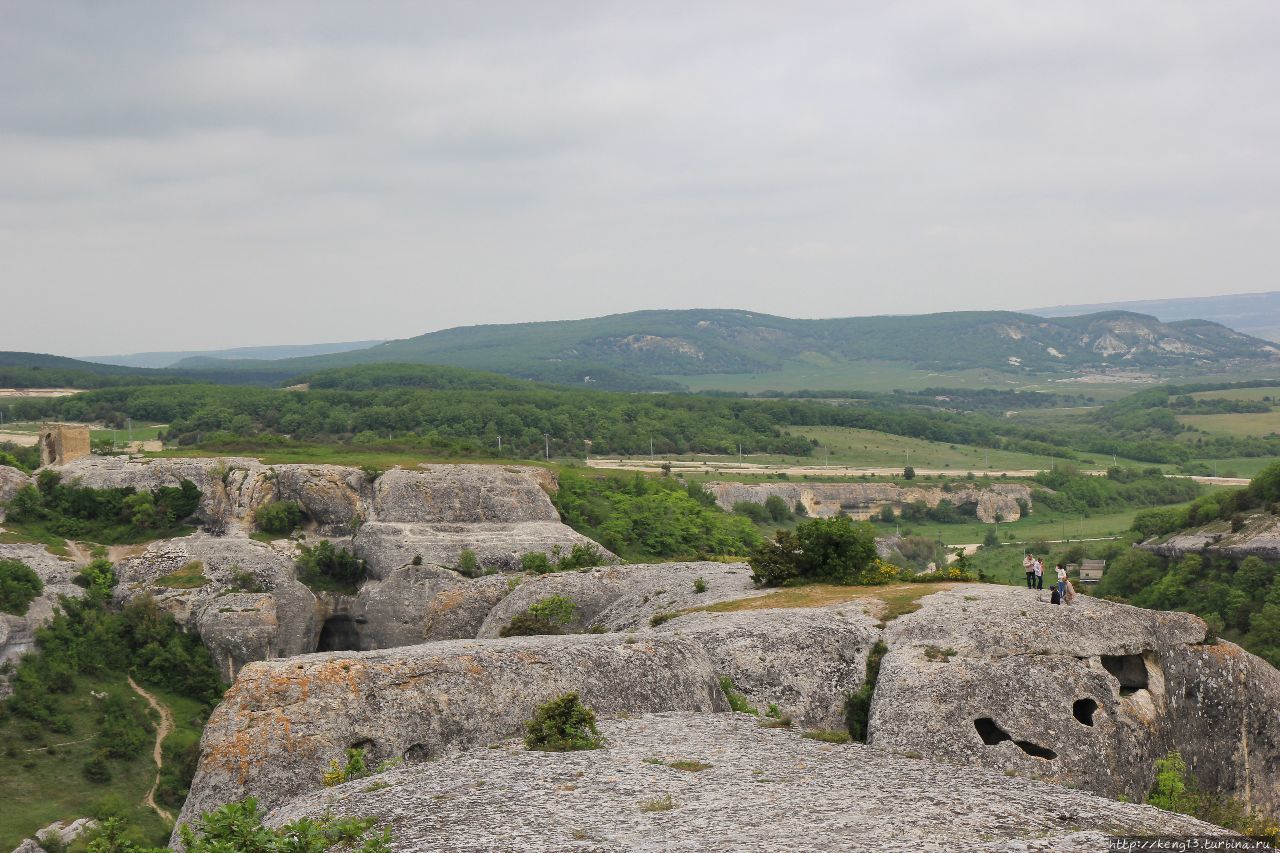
xmin=650 ymin=438 xmax=654 ymax=458
xmin=497 ymin=435 xmax=501 ymax=452
xmin=544 ymin=434 xmax=550 ymax=461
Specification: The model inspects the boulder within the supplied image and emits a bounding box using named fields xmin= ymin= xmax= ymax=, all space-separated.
xmin=869 ymin=584 xmax=1280 ymax=815
xmin=261 ymin=712 xmax=1223 ymax=853
xmin=349 ymin=566 xmax=512 ymax=649
xmin=0 ymin=543 xmax=82 ymax=696
xmin=1143 ymin=513 xmax=1280 ymax=562
xmin=370 ymin=465 xmax=560 ymax=523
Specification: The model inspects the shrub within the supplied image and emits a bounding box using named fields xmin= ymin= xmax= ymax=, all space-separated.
xmin=845 ymin=640 xmax=887 ymax=742
xmin=802 ymin=729 xmax=852 ymax=744
xmin=297 ymin=540 xmax=366 ymax=592
xmin=254 ymin=500 xmax=304 ymax=535
xmin=718 ymin=676 xmax=758 ymax=715
xmin=0 ymin=557 xmax=43 ymax=615
xmin=733 ymin=501 xmax=770 ymax=524
xmin=500 ymin=596 xmax=577 ymax=637
xmin=693 ymin=577 xmax=707 ymax=594
xmin=525 ymin=693 xmax=602 ymax=752
xmin=177 ymin=797 xmax=392 ymax=852
xmin=764 ymin=495 xmax=791 ymax=522
xmin=521 ymin=552 xmax=553 ymax=574
xmin=323 ymin=747 xmax=369 ymax=787
xmin=455 ymin=548 xmax=479 ymax=576
xmin=74 ymin=558 xmax=116 ymax=599
xmin=748 ymin=516 xmax=878 ymax=587
xmin=649 ymin=611 xmax=678 ymax=627
xmin=82 ymin=752 xmax=112 ymax=784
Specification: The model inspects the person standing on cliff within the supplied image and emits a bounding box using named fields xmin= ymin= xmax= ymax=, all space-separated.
xmin=1023 ymin=553 xmax=1035 ymax=589
xmin=1055 ymin=563 xmax=1068 ymax=600
xmin=1033 ymin=556 xmax=1044 ymax=591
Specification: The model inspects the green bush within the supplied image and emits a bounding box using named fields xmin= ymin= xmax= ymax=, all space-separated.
xmin=718 ymin=676 xmax=757 ymax=715
xmin=733 ymin=501 xmax=770 ymax=524
xmin=96 ymin=693 xmax=151 ymax=760
xmin=0 ymin=557 xmax=42 ymax=615
xmin=521 ymin=544 xmax=607 ymax=575
xmin=177 ymin=796 xmax=392 ymax=852
xmin=500 ymin=595 xmax=577 ymax=637
xmin=748 ymin=516 xmax=878 ymax=587
xmin=845 ymin=640 xmax=888 ymax=742
xmin=525 ymin=692 xmax=602 ymax=752
xmin=253 ymin=500 xmax=303 ymax=535
xmin=82 ymin=752 xmax=112 ymax=784
xmin=456 ymin=548 xmax=479 ymax=576
xmin=297 ymin=541 xmax=366 ymax=593
xmin=764 ymin=495 xmax=792 ymax=522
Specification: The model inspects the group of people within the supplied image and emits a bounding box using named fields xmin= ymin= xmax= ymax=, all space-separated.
xmin=1023 ymin=553 xmax=1075 ymax=605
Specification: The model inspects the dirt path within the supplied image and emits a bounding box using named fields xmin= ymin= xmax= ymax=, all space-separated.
xmin=127 ymin=676 xmax=175 ymax=824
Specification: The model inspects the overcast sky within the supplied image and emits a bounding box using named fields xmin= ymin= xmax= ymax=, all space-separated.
xmin=4 ymin=1 xmax=1279 ymax=356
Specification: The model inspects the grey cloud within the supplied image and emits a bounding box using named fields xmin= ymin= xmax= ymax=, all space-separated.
xmin=0 ymin=1 xmax=1278 ymax=353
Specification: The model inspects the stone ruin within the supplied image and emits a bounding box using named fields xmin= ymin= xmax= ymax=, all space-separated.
xmin=37 ymin=424 xmax=90 ymax=467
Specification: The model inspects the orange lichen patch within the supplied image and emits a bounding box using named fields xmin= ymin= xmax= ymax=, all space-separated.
xmin=431 ymin=588 xmax=468 ymax=613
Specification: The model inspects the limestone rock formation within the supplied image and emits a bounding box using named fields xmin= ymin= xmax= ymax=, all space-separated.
xmin=0 ymin=465 xmax=31 ymax=521
xmin=176 ymin=606 xmax=879 ymax=824
xmin=0 ymin=544 xmax=82 ymax=697
xmin=262 ymin=713 xmax=1223 ymax=852
xmin=475 ymin=561 xmax=759 ymax=637
xmin=1142 ymin=512 xmax=1280 ymax=562
xmin=112 ymin=535 xmax=319 ymax=683
xmin=352 ymin=520 xmax=608 ymax=577
xmin=706 ymin=480 xmax=1032 ymax=524
xmin=869 ymin=585 xmax=1280 ymax=815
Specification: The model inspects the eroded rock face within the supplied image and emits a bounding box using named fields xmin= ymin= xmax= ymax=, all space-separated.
xmin=112 ymin=535 xmax=319 ymax=683
xmin=371 ymin=466 xmax=561 ymax=524
xmin=1143 ymin=512 xmax=1280 ymax=562
xmin=474 ymin=561 xmax=759 ymax=638
xmin=0 ymin=543 xmax=82 ymax=697
xmin=705 ymin=481 xmax=1032 ymax=524
xmin=263 ymin=713 xmax=1223 ymax=853
xmin=177 ymin=606 xmax=879 ymax=824
xmin=869 ymin=585 xmax=1280 ymax=815
xmin=353 ymin=520 xmax=608 ymax=578
xmin=0 ymin=464 xmax=32 ymax=521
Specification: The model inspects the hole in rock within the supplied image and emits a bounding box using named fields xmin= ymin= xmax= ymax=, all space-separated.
xmin=404 ymin=743 xmax=434 ymax=764
xmin=973 ymin=718 xmax=1057 ymax=761
xmin=974 ymin=717 xmax=1010 ymax=746
xmin=317 ymin=616 xmax=362 ymax=652
xmin=1072 ymin=698 xmax=1098 ymax=727
xmin=1101 ymin=654 xmax=1149 ymax=696
xmin=349 ymin=738 xmax=385 ymax=766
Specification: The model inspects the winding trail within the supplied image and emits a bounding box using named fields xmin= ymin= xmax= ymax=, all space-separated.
xmin=127 ymin=676 xmax=175 ymax=824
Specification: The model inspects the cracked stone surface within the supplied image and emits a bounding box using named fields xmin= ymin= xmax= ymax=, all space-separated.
xmin=263 ymin=712 xmax=1222 ymax=853
xmin=0 ymin=543 xmax=82 ymax=697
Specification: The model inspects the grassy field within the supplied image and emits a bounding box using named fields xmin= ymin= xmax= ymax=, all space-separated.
xmin=1177 ymin=412 xmax=1280 ymax=437
xmin=0 ymin=420 xmax=167 ymax=444
xmin=788 ymin=426 xmax=1104 ymax=471
xmin=687 ymin=581 xmax=961 ymax=624
xmin=0 ymin=675 xmax=203 ymax=849
xmin=1189 ymin=386 xmax=1280 ymax=401
xmin=151 ymin=445 xmax=540 ymax=470
xmin=867 ymin=506 xmax=1153 ymax=547
xmin=1187 ymin=457 xmax=1278 ymax=478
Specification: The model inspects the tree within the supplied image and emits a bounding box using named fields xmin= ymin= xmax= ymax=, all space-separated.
xmin=903 ymin=466 xmax=915 ymax=480
xmin=749 ymin=517 xmax=878 ymax=586
xmin=253 ymin=501 xmax=303 ymax=535
xmin=0 ymin=557 xmax=42 ymax=615
xmin=764 ymin=495 xmax=791 ymax=522
xmin=877 ymin=504 xmax=896 ymax=524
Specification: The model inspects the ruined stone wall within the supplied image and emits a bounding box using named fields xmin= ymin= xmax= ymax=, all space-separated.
xmin=38 ymin=425 xmax=90 ymax=466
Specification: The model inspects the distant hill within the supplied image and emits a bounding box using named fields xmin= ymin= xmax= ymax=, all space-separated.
xmin=1031 ymin=291 xmax=1280 ymax=343
xmin=170 ymin=308 xmax=1280 ymax=390
xmin=86 ymin=340 xmax=385 ymax=369
xmin=0 ymin=352 xmax=179 ymax=389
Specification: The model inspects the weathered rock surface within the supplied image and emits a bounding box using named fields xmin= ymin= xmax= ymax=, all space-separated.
xmin=10 ymin=818 xmax=96 ymax=853
xmin=0 ymin=465 xmax=31 ymax=521
xmin=112 ymin=535 xmax=319 ymax=682
xmin=177 ymin=606 xmax=879 ymax=825
xmin=870 ymin=584 xmax=1280 ymax=816
xmin=706 ymin=480 xmax=1033 ymax=524
xmin=371 ymin=466 xmax=560 ymax=524
xmin=1142 ymin=512 xmax=1280 ymax=562
xmin=263 ymin=713 xmax=1223 ymax=853
xmin=0 ymin=543 xmax=82 ymax=697
xmin=475 ymin=561 xmax=759 ymax=637
xmin=352 ymin=520 xmax=607 ymax=578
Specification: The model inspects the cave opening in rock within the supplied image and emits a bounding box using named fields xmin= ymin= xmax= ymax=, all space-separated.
xmin=317 ymin=616 xmax=361 ymax=652
xmin=1072 ymin=698 xmax=1098 ymax=726
xmin=1101 ymin=654 xmax=1149 ymax=696
xmin=974 ymin=717 xmax=1010 ymax=746
xmin=973 ymin=718 xmax=1057 ymax=760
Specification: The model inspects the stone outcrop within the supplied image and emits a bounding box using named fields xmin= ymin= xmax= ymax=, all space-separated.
xmin=475 ymin=561 xmax=759 ymax=637
xmin=0 ymin=543 xmax=82 ymax=697
xmin=111 ymin=535 xmax=319 ymax=683
xmin=1142 ymin=512 xmax=1280 ymax=562
xmin=352 ymin=520 xmax=607 ymax=577
xmin=11 ymin=818 xmax=96 ymax=853
xmin=869 ymin=585 xmax=1280 ymax=816
xmin=176 ymin=605 xmax=878 ymax=825
xmin=706 ymin=481 xmax=1032 ymax=524
xmin=0 ymin=464 xmax=32 ymax=521
xmin=262 ymin=713 xmax=1224 ymax=853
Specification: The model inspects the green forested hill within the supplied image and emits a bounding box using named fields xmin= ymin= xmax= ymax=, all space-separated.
xmin=167 ymin=309 xmax=1280 ymax=389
